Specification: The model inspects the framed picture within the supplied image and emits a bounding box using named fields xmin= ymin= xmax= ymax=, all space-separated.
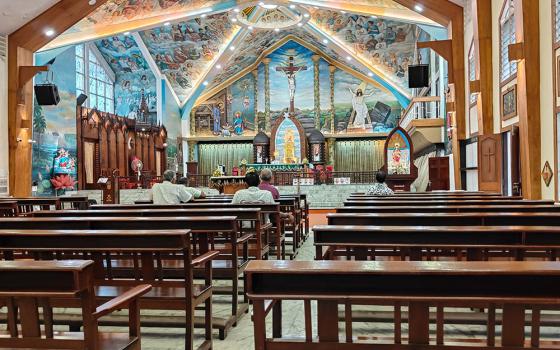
xmin=501 ymin=85 xmax=517 ymax=120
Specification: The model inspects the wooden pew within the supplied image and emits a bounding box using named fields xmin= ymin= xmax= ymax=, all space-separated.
xmin=327 ymin=212 xmax=560 ymax=226
xmin=0 ymin=260 xmax=151 ymax=350
xmin=313 ymin=225 xmax=560 ymax=261
xmin=0 ymin=197 xmax=62 ymax=213
xmin=350 ymin=191 xmax=502 ymax=196
xmin=246 ymin=260 xmax=560 ymax=349
xmin=343 ymin=199 xmax=553 ymax=206
xmin=90 ymin=203 xmax=285 ymax=260
xmin=0 ymin=201 xmax=18 ymax=217
xmin=348 ymin=195 xmax=521 ymax=201
xmin=0 ymin=229 xmax=217 ymax=349
xmin=337 ymin=204 xmax=560 ymax=214
xmin=0 ymin=216 xmax=245 ymax=340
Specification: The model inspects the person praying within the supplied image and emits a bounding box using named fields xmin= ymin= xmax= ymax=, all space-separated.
xmin=177 ymin=175 xmax=206 ymax=199
xmin=151 ymin=170 xmax=193 ymax=204
xmin=232 ymin=171 xmax=275 ymax=204
xmin=258 ymin=168 xmax=280 ymax=200
xmin=366 ymin=171 xmax=394 ymax=196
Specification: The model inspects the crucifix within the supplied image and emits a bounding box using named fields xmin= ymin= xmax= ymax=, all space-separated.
xmin=276 ymin=56 xmax=307 ymax=113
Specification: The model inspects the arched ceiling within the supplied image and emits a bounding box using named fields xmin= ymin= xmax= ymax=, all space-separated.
xmin=40 ymin=0 xmax=445 ymax=109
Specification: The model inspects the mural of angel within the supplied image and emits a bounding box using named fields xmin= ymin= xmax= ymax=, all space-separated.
xmin=349 ymin=86 xmax=374 ymax=128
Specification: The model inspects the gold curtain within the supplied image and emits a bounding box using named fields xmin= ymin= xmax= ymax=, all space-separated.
xmin=334 ymin=139 xmax=385 ymax=172
xmin=198 ymin=143 xmax=253 ymax=175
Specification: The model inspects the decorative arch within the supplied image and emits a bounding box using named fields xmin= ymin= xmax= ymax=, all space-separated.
xmin=270 ymin=113 xmax=307 ymax=164
xmin=382 ymin=126 xmax=418 ymax=190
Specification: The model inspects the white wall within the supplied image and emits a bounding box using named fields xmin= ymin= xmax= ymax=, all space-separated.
xmin=0 ymin=36 xmax=8 ymax=196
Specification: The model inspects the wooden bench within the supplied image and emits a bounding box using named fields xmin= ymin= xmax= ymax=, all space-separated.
xmin=348 ymin=195 xmax=522 ymax=201
xmin=0 ymin=201 xmax=18 ymax=217
xmin=247 ymin=260 xmax=560 ymax=349
xmin=337 ymin=204 xmax=560 ymax=213
xmin=0 ymin=259 xmax=151 ymax=350
xmin=0 ymin=216 xmax=245 ymax=340
xmin=314 ymin=225 xmax=560 ymax=261
xmin=350 ymin=191 xmax=502 ymax=196
xmin=343 ymin=199 xmax=552 ymax=206
xmin=327 ymin=212 xmax=560 ymax=226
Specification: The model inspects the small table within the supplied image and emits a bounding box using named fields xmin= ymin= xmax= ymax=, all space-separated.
xmin=247 ymin=163 xmax=303 ymax=171
xmin=210 ymin=176 xmax=247 ymax=194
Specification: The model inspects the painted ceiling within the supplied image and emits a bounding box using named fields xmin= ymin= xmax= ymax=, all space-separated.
xmin=43 ymin=0 xmax=445 ymax=109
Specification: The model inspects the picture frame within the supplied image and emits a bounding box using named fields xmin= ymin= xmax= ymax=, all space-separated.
xmin=542 ymin=161 xmax=554 ymax=187
xmin=501 ymin=84 xmax=517 ymax=121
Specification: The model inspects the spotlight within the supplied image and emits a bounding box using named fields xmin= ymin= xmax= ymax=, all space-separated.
xmin=201 ymin=14 xmax=207 ymax=18
xmin=322 ymin=39 xmax=328 ymax=44
xmin=289 ymin=4 xmax=296 ymax=9
xmin=414 ymin=4 xmax=424 ymax=12
xmin=248 ymin=26 xmax=254 ymax=30
xmin=229 ymin=46 xmax=235 ymax=51
xmin=124 ymin=31 xmax=130 ymax=35
xmin=341 ymin=10 xmax=346 ymax=14
xmin=164 ymin=22 xmax=171 ymax=26
xmin=346 ymin=56 xmax=352 ymax=61
xmin=367 ymin=72 xmax=373 ymax=77
xmin=297 ymin=23 xmax=303 ymax=27
xmin=88 ymin=0 xmax=97 ymax=5
xmin=231 ymin=18 xmax=238 ymax=22
xmin=303 ymin=13 xmax=309 ymax=18
xmin=45 ymin=29 xmax=55 ymax=37
xmin=234 ymin=8 xmax=240 ymax=12
xmin=274 ymin=28 xmax=280 ymax=32
xmin=203 ymin=81 xmax=209 ymax=86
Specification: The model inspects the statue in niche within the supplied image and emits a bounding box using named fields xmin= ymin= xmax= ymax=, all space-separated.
xmin=212 ymin=103 xmax=222 ymax=135
xmin=233 ymin=111 xmax=244 ymax=135
xmin=349 ymin=86 xmax=374 ymax=128
xmin=283 ymin=129 xmax=296 ymax=164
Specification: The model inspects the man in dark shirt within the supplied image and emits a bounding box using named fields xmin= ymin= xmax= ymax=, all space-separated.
xmin=258 ymin=168 xmax=280 ymax=199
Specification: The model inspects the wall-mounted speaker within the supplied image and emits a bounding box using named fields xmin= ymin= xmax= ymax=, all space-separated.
xmin=34 ymin=83 xmax=60 ymax=106
xmin=77 ymin=93 xmax=88 ymax=107
xmin=408 ymin=64 xmax=430 ymax=89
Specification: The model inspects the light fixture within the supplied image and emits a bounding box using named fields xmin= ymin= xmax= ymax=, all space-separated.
xmin=216 ymin=64 xmax=222 ymax=69
xmin=303 ymin=13 xmax=309 ymax=18
xmin=367 ymin=72 xmax=373 ymax=77
xmin=297 ymin=23 xmax=303 ymax=27
xmin=201 ymin=14 xmax=207 ymax=18
xmin=229 ymin=46 xmax=235 ymax=51
xmin=346 ymin=56 xmax=352 ymax=61
xmin=234 ymin=8 xmax=240 ymax=12
xmin=124 ymin=31 xmax=130 ymax=35
xmin=322 ymin=39 xmax=328 ymax=44
xmin=289 ymin=4 xmax=296 ymax=8
xmin=88 ymin=0 xmax=96 ymax=5
xmin=164 ymin=22 xmax=171 ymax=26
xmin=274 ymin=28 xmax=280 ymax=32
xmin=28 ymin=139 xmax=37 ymax=144
xmin=370 ymin=15 xmax=377 ymax=19
xmin=259 ymin=2 xmax=278 ymax=9
xmin=341 ymin=10 xmax=346 ymax=14
xmin=231 ymin=18 xmax=238 ymax=22
xmin=45 ymin=29 xmax=55 ymax=37
xmin=203 ymin=81 xmax=209 ymax=86
xmin=414 ymin=4 xmax=424 ymax=12
xmin=248 ymin=26 xmax=254 ymax=30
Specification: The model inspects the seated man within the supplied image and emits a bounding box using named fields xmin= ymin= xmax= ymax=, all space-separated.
xmin=151 ymin=170 xmax=193 ymax=204
xmin=177 ymin=175 xmax=206 ymax=199
xmin=366 ymin=170 xmax=394 ymax=196
xmin=258 ymin=168 xmax=279 ymax=200
xmin=232 ymin=171 xmax=274 ymax=204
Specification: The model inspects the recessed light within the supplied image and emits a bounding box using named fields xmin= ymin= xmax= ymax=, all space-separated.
xmin=322 ymin=39 xmax=328 ymax=44
xmin=367 ymin=72 xmax=373 ymax=77
xmin=289 ymin=4 xmax=296 ymax=9
xmin=274 ymin=28 xmax=280 ymax=32
xmin=234 ymin=8 xmax=240 ymax=12
xmin=303 ymin=13 xmax=309 ymax=18
xmin=201 ymin=14 xmax=207 ymax=18
xmin=346 ymin=56 xmax=352 ymax=61
xmin=88 ymin=0 xmax=96 ymax=5
xmin=229 ymin=46 xmax=235 ymax=51
xmin=414 ymin=4 xmax=424 ymax=12
xmin=248 ymin=26 xmax=254 ymax=30
xmin=341 ymin=10 xmax=346 ymax=14
xmin=124 ymin=31 xmax=130 ymax=35
xmin=45 ymin=29 xmax=55 ymax=37
xmin=164 ymin=22 xmax=171 ymax=26
xmin=231 ymin=18 xmax=238 ymax=22
xmin=370 ymin=15 xmax=377 ymax=19
xmin=297 ymin=23 xmax=303 ymax=27
xmin=216 ymin=64 xmax=222 ymax=69
xmin=203 ymin=81 xmax=209 ymax=86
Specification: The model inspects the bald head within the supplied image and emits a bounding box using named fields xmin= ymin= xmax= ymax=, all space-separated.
xmin=260 ymin=168 xmax=273 ymax=183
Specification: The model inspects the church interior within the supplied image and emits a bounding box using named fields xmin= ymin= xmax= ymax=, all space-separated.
xmin=1 ymin=0 xmax=560 ymax=349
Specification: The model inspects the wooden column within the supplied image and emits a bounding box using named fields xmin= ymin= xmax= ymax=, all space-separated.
xmin=263 ymin=58 xmax=271 ymax=132
xmin=472 ymin=0 xmax=493 ymax=135
xmin=312 ymin=55 xmax=321 ymax=129
xmin=514 ymin=0 xmax=541 ymax=199
xmin=7 ymin=0 xmax=109 ymax=196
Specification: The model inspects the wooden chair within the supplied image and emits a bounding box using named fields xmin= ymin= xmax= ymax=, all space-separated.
xmin=0 ymin=260 xmax=150 ymax=350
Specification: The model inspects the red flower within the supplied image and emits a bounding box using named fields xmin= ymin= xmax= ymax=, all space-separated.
xmin=50 ymin=174 xmax=77 ymax=190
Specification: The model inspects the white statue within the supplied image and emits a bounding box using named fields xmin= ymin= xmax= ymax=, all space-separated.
xmin=349 ymin=87 xmax=374 ymax=128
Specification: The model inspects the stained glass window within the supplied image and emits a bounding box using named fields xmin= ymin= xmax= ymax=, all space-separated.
xmin=75 ymin=44 xmax=114 ymax=113
xmin=500 ymin=2 xmax=517 ymax=82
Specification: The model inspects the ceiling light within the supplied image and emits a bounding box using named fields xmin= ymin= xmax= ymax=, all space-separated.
xmin=124 ymin=31 xmax=130 ymax=35
xmin=322 ymin=39 xmax=328 ymax=44
xmin=229 ymin=46 xmax=235 ymax=51
xmin=201 ymin=14 xmax=207 ymax=18
xmin=88 ymin=0 xmax=96 ymax=5
xmin=231 ymin=18 xmax=238 ymax=22
xmin=341 ymin=10 xmax=346 ymax=14
xmin=248 ymin=26 xmax=254 ymax=30
xmin=314 ymin=6 xmax=319 ymax=9
xmin=297 ymin=23 xmax=303 ymax=27
xmin=414 ymin=4 xmax=424 ymax=12
xmin=45 ymin=29 xmax=55 ymax=37
xmin=274 ymin=28 xmax=280 ymax=32
xmin=370 ymin=15 xmax=377 ymax=19
xmin=289 ymin=4 xmax=296 ymax=9
xmin=303 ymin=13 xmax=309 ymax=18
xmin=367 ymin=72 xmax=373 ymax=77
xmin=164 ymin=22 xmax=171 ymax=26
xmin=216 ymin=64 xmax=222 ymax=69
xmin=203 ymin=81 xmax=209 ymax=86
xmin=234 ymin=8 xmax=240 ymax=12
xmin=346 ymin=56 xmax=352 ymax=61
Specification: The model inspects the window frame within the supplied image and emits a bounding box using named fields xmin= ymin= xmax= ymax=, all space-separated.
xmin=499 ymin=0 xmax=517 ymax=85
xmin=76 ymin=42 xmax=116 ymax=114
xmin=468 ymin=40 xmax=477 ymax=107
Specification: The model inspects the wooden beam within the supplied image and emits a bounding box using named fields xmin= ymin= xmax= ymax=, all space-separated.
xmin=417 ymin=40 xmax=453 ymax=81
xmin=515 ymin=0 xmax=541 ymax=199
xmin=469 ymin=80 xmax=481 ymax=93
xmin=7 ymin=0 xmax=109 ymax=196
xmin=508 ymin=42 xmax=525 ymax=62
xmin=472 ymin=0 xmax=494 ymax=136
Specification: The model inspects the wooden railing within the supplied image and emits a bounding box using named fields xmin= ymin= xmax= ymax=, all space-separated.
xmin=400 ymin=96 xmax=442 ymax=130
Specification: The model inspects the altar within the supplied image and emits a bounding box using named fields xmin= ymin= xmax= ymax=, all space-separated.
xmin=210 ymin=176 xmax=247 ymax=194
xmin=247 ymin=163 xmax=303 ymax=171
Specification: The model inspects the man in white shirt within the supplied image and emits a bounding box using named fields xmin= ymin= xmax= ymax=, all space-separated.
xmin=151 ymin=170 xmax=193 ymax=204
xmin=232 ymin=172 xmax=275 ymax=204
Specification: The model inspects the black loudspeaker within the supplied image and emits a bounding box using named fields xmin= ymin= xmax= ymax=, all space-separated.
xmin=34 ymin=83 xmax=60 ymax=106
xmin=408 ymin=64 xmax=430 ymax=88
xmin=77 ymin=93 xmax=88 ymax=106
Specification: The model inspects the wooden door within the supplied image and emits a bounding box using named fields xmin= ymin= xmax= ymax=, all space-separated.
xmin=428 ymin=157 xmax=450 ymax=191
xmin=510 ymin=126 xmax=521 ymax=195
xmin=478 ymin=134 xmax=503 ymax=192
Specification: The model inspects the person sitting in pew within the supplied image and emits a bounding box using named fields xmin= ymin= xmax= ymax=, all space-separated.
xmin=151 ymin=170 xmax=193 ymax=204
xmin=177 ymin=174 xmax=207 ymax=199
xmin=366 ymin=170 xmax=394 ymax=196
xmin=258 ymin=168 xmax=279 ymax=200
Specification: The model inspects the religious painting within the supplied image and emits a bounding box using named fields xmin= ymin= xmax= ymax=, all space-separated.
xmin=95 ymin=35 xmax=157 ymax=122
xmin=271 ymin=114 xmax=304 ymax=164
xmin=501 ymin=85 xmax=517 ymax=120
xmin=139 ymin=13 xmax=234 ymax=102
xmin=312 ymin=144 xmax=322 ymax=162
xmin=386 ymin=128 xmax=411 ymax=175
xmin=334 ymin=69 xmax=401 ymax=133
xmin=542 ymin=161 xmax=553 ymax=187
xmin=310 ymin=9 xmax=427 ymax=93
xmin=162 ymin=82 xmax=182 ymax=172
xmin=228 ymin=73 xmax=256 ymax=135
xmin=32 ymin=47 xmax=78 ymax=196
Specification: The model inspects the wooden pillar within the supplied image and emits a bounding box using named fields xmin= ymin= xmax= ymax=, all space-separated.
xmin=329 ymin=65 xmax=336 ymax=134
xmin=263 ymin=58 xmax=271 ymax=132
xmin=312 ymin=55 xmax=321 ymax=129
xmin=514 ymin=0 xmax=541 ymax=199
xmin=472 ymin=0 xmax=493 ymax=135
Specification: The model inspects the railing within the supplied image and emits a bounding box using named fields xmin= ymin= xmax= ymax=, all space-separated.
xmin=399 ymin=96 xmax=442 ymax=130
xmin=273 ymin=171 xmax=378 ymax=186
xmin=115 ymin=175 xmax=163 ymax=190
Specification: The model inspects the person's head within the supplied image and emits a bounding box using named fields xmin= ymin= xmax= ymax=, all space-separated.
xmin=177 ymin=176 xmax=188 ymax=185
xmin=260 ymin=168 xmax=273 ymax=183
xmin=356 ymin=88 xmax=363 ymax=96
xmin=163 ymin=170 xmax=176 ymax=183
xmin=244 ymin=171 xmax=260 ymax=187
xmin=376 ymin=170 xmax=387 ymax=184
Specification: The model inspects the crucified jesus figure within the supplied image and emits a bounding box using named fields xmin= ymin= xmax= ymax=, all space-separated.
xmin=276 ymin=56 xmax=307 ymax=113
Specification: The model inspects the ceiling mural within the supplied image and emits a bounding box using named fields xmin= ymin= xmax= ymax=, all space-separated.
xmin=139 ymin=13 xmax=235 ymax=101
xmin=310 ymin=8 xmax=424 ymax=93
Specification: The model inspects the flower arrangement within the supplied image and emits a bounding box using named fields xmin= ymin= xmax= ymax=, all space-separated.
xmin=246 ymin=167 xmax=256 ymax=174
xmin=240 ymin=159 xmax=247 ymax=166
xmin=302 ymin=158 xmax=309 ymax=165
xmin=212 ymin=168 xmax=222 ymax=177
xmin=50 ymin=174 xmax=77 ymax=196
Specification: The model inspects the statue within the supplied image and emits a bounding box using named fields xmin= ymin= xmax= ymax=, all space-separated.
xmin=212 ymin=103 xmax=222 ymax=135
xmin=283 ymin=129 xmax=296 ymax=164
xmin=349 ymin=87 xmax=375 ymax=128
xmin=276 ymin=56 xmax=307 ymax=113
xmin=233 ymin=111 xmax=244 ymax=135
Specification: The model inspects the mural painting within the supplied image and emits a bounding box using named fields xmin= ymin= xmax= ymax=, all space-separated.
xmin=162 ymin=82 xmax=182 ymax=173
xmin=32 ymin=47 xmax=78 ymax=195
xmin=95 ymin=35 xmax=157 ymax=122
xmin=140 ymin=13 xmax=234 ymax=101
xmin=386 ymin=128 xmax=411 ymax=175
